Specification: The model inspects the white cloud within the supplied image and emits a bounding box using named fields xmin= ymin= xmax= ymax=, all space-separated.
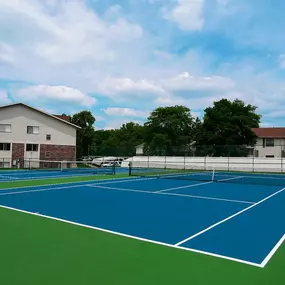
xmin=0 ymin=43 xmax=15 ymax=64
xmin=14 ymin=85 xmax=96 ymax=107
xmin=263 ymin=110 xmax=285 ymax=118
xmin=155 ymin=95 xmax=187 ymax=106
xmin=0 ymin=0 xmax=284 ymax=129
xmin=103 ymin=118 xmax=141 ymax=130
xmin=0 ymin=0 xmax=143 ymax=67
xmin=163 ymin=0 xmax=204 ymax=31
xmin=161 ymin=72 xmax=236 ymax=93
xmin=0 ymin=90 xmax=12 ymax=105
xmin=98 ymin=77 xmax=165 ymax=100
xmin=279 ymin=54 xmax=285 ymax=69
xmin=103 ymin=107 xmax=150 ymax=118
xmin=104 ymin=5 xmax=123 ymax=19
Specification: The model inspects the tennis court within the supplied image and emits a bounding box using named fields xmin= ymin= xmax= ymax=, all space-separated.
xmin=0 ymin=169 xmax=284 ymax=269
xmin=0 ymin=165 xmax=129 ymax=181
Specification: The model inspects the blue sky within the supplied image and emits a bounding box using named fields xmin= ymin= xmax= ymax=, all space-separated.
xmin=1 ymin=0 xmax=285 ymax=129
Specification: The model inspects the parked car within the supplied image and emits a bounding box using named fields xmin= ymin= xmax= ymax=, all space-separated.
xmin=100 ymin=161 xmax=121 ymax=167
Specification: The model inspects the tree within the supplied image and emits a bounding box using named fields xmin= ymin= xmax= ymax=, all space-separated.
xmin=143 ymin=134 xmax=171 ymax=156
xmin=90 ymin=122 xmax=145 ymax=156
xmin=144 ymin=105 xmax=196 ymax=155
xmin=195 ymin=99 xmax=261 ymax=156
xmin=70 ymin=111 xmax=96 ymax=159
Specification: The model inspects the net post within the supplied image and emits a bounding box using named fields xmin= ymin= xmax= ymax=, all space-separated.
xmin=113 ymin=162 xmax=116 ymax=175
xmin=128 ymin=161 xmax=132 ymax=176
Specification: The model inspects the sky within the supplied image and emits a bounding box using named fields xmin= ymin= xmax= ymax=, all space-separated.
xmin=1 ymin=0 xmax=285 ymax=130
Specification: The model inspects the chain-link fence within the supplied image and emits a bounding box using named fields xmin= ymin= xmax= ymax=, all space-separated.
xmin=87 ymin=144 xmax=285 ymax=173
xmin=2 ymin=144 xmax=285 ymax=173
xmin=120 ymin=145 xmax=285 ymax=173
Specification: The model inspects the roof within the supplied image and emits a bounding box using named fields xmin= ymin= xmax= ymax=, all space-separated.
xmin=53 ymin=114 xmax=70 ymax=122
xmin=252 ymin=128 xmax=285 ymax=138
xmin=135 ymin=143 xmax=144 ymax=148
xmin=0 ymin=103 xmax=80 ymax=129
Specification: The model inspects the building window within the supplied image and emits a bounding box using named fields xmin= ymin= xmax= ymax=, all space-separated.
xmin=27 ymin=126 xmax=39 ymax=134
xmin=45 ymin=151 xmax=51 ymax=158
xmin=46 ymin=134 xmax=51 ymax=140
xmin=265 ymin=138 xmax=274 ymax=147
xmin=0 ymin=124 xmax=11 ymax=133
xmin=0 ymin=143 xmax=11 ymax=151
xmin=26 ymin=144 xmax=38 ymax=152
xmin=266 ymin=155 xmax=274 ymax=158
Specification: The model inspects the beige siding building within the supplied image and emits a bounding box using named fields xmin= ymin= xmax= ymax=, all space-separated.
xmin=0 ymin=103 xmax=80 ymax=168
xmin=252 ymin=128 xmax=285 ymax=158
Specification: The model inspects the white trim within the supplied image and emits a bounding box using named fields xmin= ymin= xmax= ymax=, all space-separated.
xmin=175 ymin=187 xmax=285 ymax=246
xmin=155 ymin=181 xmax=213 ymax=193
xmin=260 ymin=234 xmax=285 ymax=267
xmin=0 ymin=103 xmax=80 ymax=129
xmin=0 ymin=204 xmax=262 ymax=268
xmin=88 ymin=185 xmax=254 ymax=204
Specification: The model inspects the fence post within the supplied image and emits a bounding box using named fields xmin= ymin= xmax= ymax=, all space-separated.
xmin=184 ymin=155 xmax=186 ymax=170
xmin=148 ymin=155 xmax=150 ymax=169
xmin=164 ymin=155 xmax=167 ymax=169
xmin=227 ymin=156 xmax=230 ymax=172
xmin=253 ymin=147 xmax=255 ymax=172
xmin=204 ymin=156 xmax=207 ymax=170
xmin=281 ymin=145 xmax=283 ymax=173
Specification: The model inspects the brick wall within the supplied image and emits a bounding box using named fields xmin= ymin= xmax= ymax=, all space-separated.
xmin=12 ymin=143 xmax=24 ymax=161
xmin=40 ymin=144 xmax=76 ymax=161
xmin=12 ymin=143 xmax=25 ymax=168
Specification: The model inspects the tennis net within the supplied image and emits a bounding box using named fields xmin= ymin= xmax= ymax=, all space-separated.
xmin=129 ymin=166 xmax=285 ymax=187
xmin=22 ymin=159 xmax=115 ymax=175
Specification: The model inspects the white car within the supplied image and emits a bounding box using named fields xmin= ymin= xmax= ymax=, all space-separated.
xmin=100 ymin=162 xmax=114 ymax=167
xmin=100 ymin=161 xmax=121 ymax=167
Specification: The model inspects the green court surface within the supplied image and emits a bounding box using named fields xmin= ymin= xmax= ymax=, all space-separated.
xmin=0 ymin=175 xmax=284 ymax=285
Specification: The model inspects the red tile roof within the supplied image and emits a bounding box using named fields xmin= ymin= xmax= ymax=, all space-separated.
xmin=53 ymin=115 xmax=70 ymax=122
xmin=252 ymin=128 xmax=285 ymax=138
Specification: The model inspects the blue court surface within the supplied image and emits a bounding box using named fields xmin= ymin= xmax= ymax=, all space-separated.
xmin=0 ymin=167 xmax=129 ymax=181
xmin=0 ymin=176 xmax=284 ymax=267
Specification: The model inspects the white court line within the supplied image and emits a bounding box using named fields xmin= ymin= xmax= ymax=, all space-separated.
xmin=0 ymin=173 xmax=114 ymax=182
xmin=155 ymin=181 xmax=213 ymax=193
xmin=0 ymin=176 xmax=158 ymax=195
xmin=218 ymin=176 xmax=244 ymax=182
xmin=0 ymin=176 xmax=143 ymax=191
xmin=217 ymin=173 xmax=285 ymax=181
xmin=175 ymin=186 xmax=285 ymax=246
xmin=0 ymin=175 xmax=20 ymax=180
xmin=260 ymin=234 xmax=285 ymax=268
xmin=89 ymin=185 xmax=254 ymax=205
xmin=160 ymin=192 xmax=255 ymax=205
xmin=0 ymin=204 xmax=262 ymax=268
xmin=0 ymin=183 xmax=94 ymax=196
xmin=0 ymin=181 xmax=253 ymax=205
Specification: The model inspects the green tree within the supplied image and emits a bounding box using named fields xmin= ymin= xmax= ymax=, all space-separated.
xmin=90 ymin=122 xmax=145 ymax=156
xmin=195 ymin=99 xmax=261 ymax=156
xmin=144 ymin=105 xmax=196 ymax=155
xmin=70 ymin=111 xmax=96 ymax=159
xmin=143 ymin=134 xmax=171 ymax=156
